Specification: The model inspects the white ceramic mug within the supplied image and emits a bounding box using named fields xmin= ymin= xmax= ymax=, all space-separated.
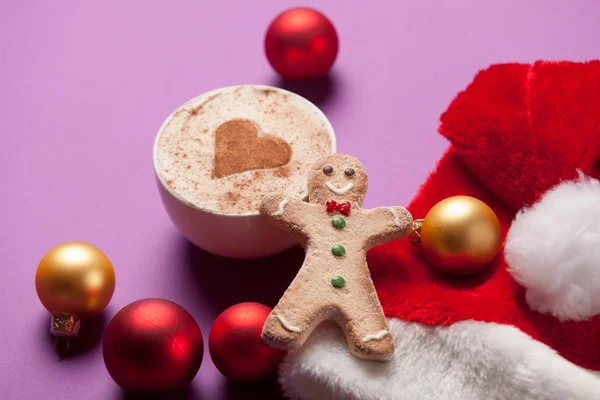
xmin=153 ymin=85 xmax=336 ymax=259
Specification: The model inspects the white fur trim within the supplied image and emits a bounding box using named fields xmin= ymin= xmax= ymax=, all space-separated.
xmin=505 ymin=175 xmax=600 ymax=321
xmin=279 ymin=319 xmax=600 ymax=400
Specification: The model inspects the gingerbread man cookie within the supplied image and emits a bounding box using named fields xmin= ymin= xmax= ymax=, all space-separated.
xmin=260 ymin=153 xmax=413 ymax=361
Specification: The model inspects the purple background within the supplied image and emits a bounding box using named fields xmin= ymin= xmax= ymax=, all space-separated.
xmin=1 ymin=1 xmax=598 ymax=399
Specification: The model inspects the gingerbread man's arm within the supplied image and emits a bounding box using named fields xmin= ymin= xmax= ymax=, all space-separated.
xmin=260 ymin=194 xmax=316 ymax=242
xmin=361 ymin=206 xmax=413 ymax=249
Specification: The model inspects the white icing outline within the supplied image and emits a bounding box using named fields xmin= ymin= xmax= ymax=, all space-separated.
xmin=389 ymin=207 xmax=401 ymax=227
xmin=275 ymin=198 xmax=289 ymax=216
xmin=326 ymin=182 xmax=354 ymax=195
xmin=362 ymin=329 xmax=389 ymax=342
xmin=277 ymin=315 xmax=302 ymax=333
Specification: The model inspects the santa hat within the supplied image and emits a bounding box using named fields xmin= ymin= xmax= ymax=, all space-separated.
xmin=278 ymin=61 xmax=600 ymax=399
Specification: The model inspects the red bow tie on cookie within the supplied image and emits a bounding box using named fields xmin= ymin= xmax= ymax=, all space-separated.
xmin=326 ymin=200 xmax=351 ymax=216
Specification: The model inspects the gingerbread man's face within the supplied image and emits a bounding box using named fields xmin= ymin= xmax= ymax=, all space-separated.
xmin=308 ymin=154 xmax=368 ymax=206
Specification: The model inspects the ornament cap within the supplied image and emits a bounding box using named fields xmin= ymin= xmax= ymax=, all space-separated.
xmin=408 ymin=219 xmax=424 ymax=246
xmin=50 ymin=313 xmax=81 ymax=338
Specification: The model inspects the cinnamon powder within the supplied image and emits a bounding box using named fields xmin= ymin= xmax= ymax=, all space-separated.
xmin=213 ymin=119 xmax=292 ymax=178
xmin=274 ymin=166 xmax=291 ymax=177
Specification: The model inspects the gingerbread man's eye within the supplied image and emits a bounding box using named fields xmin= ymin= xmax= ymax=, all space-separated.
xmin=344 ymin=168 xmax=355 ymax=176
xmin=323 ymin=165 xmax=333 ymax=174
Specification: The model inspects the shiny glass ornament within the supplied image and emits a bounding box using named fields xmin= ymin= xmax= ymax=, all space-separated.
xmin=35 ymin=241 xmax=115 ymax=347
xmin=414 ymin=196 xmax=501 ymax=275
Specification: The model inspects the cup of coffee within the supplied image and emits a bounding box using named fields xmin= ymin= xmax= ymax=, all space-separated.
xmin=153 ymin=85 xmax=336 ymax=259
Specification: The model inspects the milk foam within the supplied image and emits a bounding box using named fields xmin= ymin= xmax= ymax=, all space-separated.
xmin=154 ymin=85 xmax=334 ymax=214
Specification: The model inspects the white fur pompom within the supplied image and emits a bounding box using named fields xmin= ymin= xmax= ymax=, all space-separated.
xmin=505 ymin=174 xmax=600 ymax=321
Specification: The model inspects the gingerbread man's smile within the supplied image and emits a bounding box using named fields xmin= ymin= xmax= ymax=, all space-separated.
xmin=325 ymin=181 xmax=354 ymax=195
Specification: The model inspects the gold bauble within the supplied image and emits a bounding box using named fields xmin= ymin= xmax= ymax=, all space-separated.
xmin=35 ymin=241 xmax=115 ymax=323
xmin=420 ymin=196 xmax=501 ymax=276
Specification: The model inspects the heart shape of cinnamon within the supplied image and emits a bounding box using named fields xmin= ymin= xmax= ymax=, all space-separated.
xmin=213 ymin=119 xmax=292 ymax=178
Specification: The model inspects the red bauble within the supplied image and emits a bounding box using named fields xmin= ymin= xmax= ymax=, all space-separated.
xmin=265 ymin=7 xmax=339 ymax=80
xmin=209 ymin=302 xmax=285 ymax=382
xmin=102 ymin=298 xmax=204 ymax=394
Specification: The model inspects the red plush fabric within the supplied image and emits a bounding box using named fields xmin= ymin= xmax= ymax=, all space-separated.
xmin=440 ymin=61 xmax=600 ymax=211
xmin=369 ymin=61 xmax=600 ymax=370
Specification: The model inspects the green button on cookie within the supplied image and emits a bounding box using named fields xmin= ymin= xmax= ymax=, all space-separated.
xmin=331 ymin=276 xmax=345 ymax=288
xmin=331 ymin=216 xmax=346 ymax=229
xmin=331 ymin=244 xmax=346 ymax=257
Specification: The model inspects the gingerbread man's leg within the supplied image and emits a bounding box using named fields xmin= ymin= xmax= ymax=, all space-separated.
xmin=262 ymin=303 xmax=323 ymax=351
xmin=262 ymin=262 xmax=325 ymax=350
xmin=339 ymin=267 xmax=394 ymax=361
